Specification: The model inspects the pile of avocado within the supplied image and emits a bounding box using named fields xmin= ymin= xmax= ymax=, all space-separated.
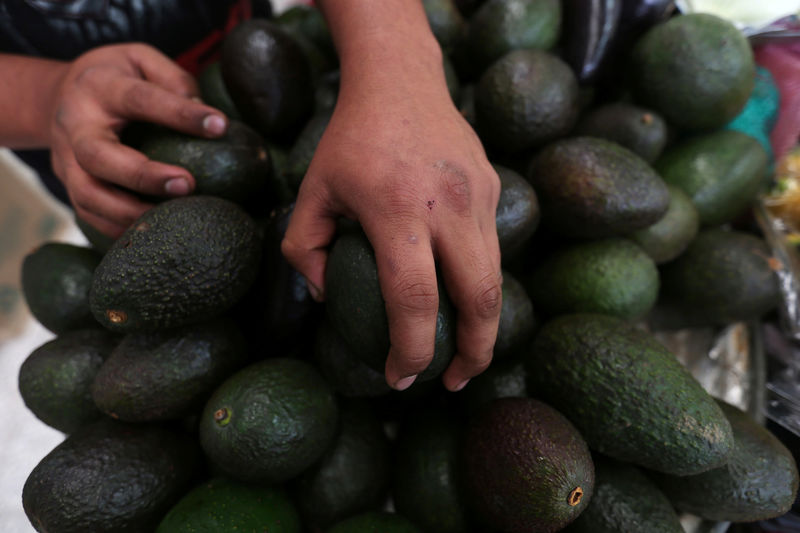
xmin=16 ymin=2 xmax=800 ymax=532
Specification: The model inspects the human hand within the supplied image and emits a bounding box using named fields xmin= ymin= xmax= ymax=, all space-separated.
xmin=46 ymin=44 xmax=228 ymax=237
xmin=282 ymin=52 xmax=502 ymax=392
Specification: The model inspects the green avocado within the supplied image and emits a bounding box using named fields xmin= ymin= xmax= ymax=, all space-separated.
xmin=196 ymin=61 xmax=241 ymax=120
xmin=423 ymin=0 xmax=466 ymax=54
xmin=494 ymin=164 xmax=539 ymax=261
xmin=629 ymin=184 xmax=700 ymax=264
xmin=526 ymin=314 xmax=734 ymax=475
xmin=22 ymin=418 xmax=201 ymax=533
xmin=89 ymin=196 xmax=262 ymax=332
xmin=573 ymin=103 xmax=668 ymax=163
xmin=495 ymin=269 xmax=537 ymax=359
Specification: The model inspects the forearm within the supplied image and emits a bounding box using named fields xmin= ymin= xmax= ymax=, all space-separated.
xmin=0 ymin=54 xmax=69 ymax=149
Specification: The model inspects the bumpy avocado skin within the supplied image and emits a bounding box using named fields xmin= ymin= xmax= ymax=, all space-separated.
xmin=650 ymin=400 xmax=800 ymax=522
xmin=526 ymin=313 xmax=734 ymax=476
xmin=89 ymin=196 xmax=262 ymax=333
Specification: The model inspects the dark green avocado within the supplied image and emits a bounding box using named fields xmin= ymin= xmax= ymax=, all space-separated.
xmin=196 ymin=60 xmax=241 ymax=120
xmin=494 ymin=165 xmax=539 ymax=261
xmin=629 ymin=184 xmax=700 ymax=264
xmin=89 ymin=196 xmax=262 ymax=332
xmin=526 ymin=313 xmax=734 ymax=475
xmin=573 ymin=103 xmax=668 ymax=163
xmin=495 ymin=269 xmax=536 ymax=359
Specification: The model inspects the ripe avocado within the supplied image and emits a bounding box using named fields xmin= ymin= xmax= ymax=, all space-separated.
xmin=658 ymin=229 xmax=780 ymax=325
xmin=564 ymin=456 xmax=684 ymax=533
xmin=156 ymin=478 xmax=302 ymax=533
xmin=650 ymin=400 xmax=799 ymax=521
xmin=290 ymin=399 xmax=391 ymax=529
xmin=573 ymin=102 xmax=668 ymax=163
xmin=199 ymin=357 xmax=338 ymax=484
xmin=629 ymin=13 xmax=755 ymax=131
xmin=629 ymin=184 xmax=699 ymax=264
xmin=21 ymin=242 xmax=102 ymax=334
xmin=526 ymin=238 xmax=659 ymax=320
xmin=324 ymin=229 xmax=455 ymax=382
xmin=221 ymin=19 xmax=314 ymax=142
xmin=18 ymin=328 xmax=119 ymax=433
xmin=495 ymin=269 xmax=537 ymax=359
xmin=475 ymin=49 xmax=579 ymax=153
xmin=528 ymin=137 xmax=670 ymax=239
xmin=91 ymin=317 xmax=248 ymax=422
xmin=393 ymin=408 xmax=472 ymax=533
xmin=22 ymin=418 xmax=201 ymax=533
xmin=495 ymin=165 xmax=539 ymax=261
xmin=655 ymin=129 xmax=769 ymax=226
xmin=462 ymin=397 xmax=594 ymax=533
xmin=328 ymin=511 xmax=423 ymax=533
xmin=136 ymin=120 xmax=274 ymax=207
xmin=89 ymin=196 xmax=262 ymax=332
xmin=196 ymin=60 xmax=241 ymax=120
xmin=526 ymin=314 xmax=734 ymax=475
xmin=273 ymin=4 xmax=337 ymax=67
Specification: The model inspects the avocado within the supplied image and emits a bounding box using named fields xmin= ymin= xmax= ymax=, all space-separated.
xmin=475 ymin=49 xmax=579 ymax=153
xmin=18 ymin=328 xmax=119 ymax=433
xmin=284 ymin=109 xmax=332 ymax=194
xmin=199 ymin=357 xmax=338 ymax=484
xmin=629 ymin=13 xmax=755 ymax=131
xmin=221 ymin=18 xmax=314 ymax=142
xmin=156 ymin=478 xmax=302 ymax=533
xmin=273 ymin=4 xmax=337 ymax=67
xmin=629 ymin=184 xmax=699 ymax=264
xmin=136 ymin=120 xmax=274 ymax=208
xmin=328 ymin=511 xmax=423 ymax=533
xmin=314 ymin=319 xmax=393 ymax=397
xmin=526 ymin=314 xmax=734 ymax=475
xmin=528 ymin=136 xmax=670 ymax=239
xmin=75 ymin=215 xmax=116 ymax=254
xmin=658 ymin=228 xmax=780 ymax=325
xmin=22 ymin=418 xmax=201 ymax=533
xmin=458 ymin=0 xmax=561 ymax=78
xmin=393 ymin=407 xmax=472 ymax=533
xmin=196 ymin=60 xmax=241 ymax=120
xmin=422 ymin=0 xmax=466 ymax=54
xmin=91 ymin=317 xmax=248 ymax=422
xmin=324 ymin=229 xmax=455 ymax=382
xmin=443 ymin=54 xmax=462 ymax=105
xmin=564 ymin=456 xmax=683 ymax=533
xmin=462 ymin=397 xmax=594 ymax=533
xmin=21 ymin=242 xmax=103 ymax=334
xmin=89 ymin=196 xmax=262 ymax=332
xmin=573 ymin=103 xmax=668 ymax=163
xmin=526 ymin=238 xmax=659 ymax=320
xmin=655 ymin=129 xmax=769 ymax=226
xmin=494 ymin=165 xmax=539 ymax=261
xmin=457 ymin=357 xmax=528 ymax=416
xmin=650 ymin=400 xmax=799 ymax=521
xmin=495 ymin=269 xmax=536 ymax=359
xmin=291 ymin=399 xmax=391 ymax=529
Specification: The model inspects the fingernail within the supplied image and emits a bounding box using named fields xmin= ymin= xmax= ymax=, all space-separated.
xmin=203 ymin=114 xmax=226 ymax=135
xmin=452 ymin=379 xmax=470 ymax=392
xmin=165 ymin=178 xmax=189 ymax=195
xmin=191 ymin=96 xmax=203 ymax=103
xmin=394 ymin=375 xmax=417 ymax=391
xmin=306 ymin=280 xmax=323 ymax=302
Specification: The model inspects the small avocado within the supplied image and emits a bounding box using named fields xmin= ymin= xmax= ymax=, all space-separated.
xmin=573 ymin=103 xmax=668 ymax=163
xmin=328 ymin=511 xmax=423 ymax=533
xmin=495 ymin=269 xmax=537 ymax=359
xmin=291 ymin=399 xmax=391 ymax=529
xmin=475 ymin=49 xmax=579 ymax=153
xmin=393 ymin=407 xmax=472 ymax=533
xmin=273 ymin=4 xmax=337 ymax=67
xmin=75 ymin=215 xmax=116 ymax=254
xmin=284 ymin=109 xmax=332 ymax=194
xmin=494 ymin=165 xmax=539 ymax=261
xmin=21 ymin=242 xmax=103 ymax=334
xmin=156 ymin=478 xmax=302 ymax=533
xmin=526 ymin=314 xmax=734 ymax=475
xmin=91 ymin=317 xmax=248 ymax=422
xmin=324 ymin=229 xmax=456 ymax=382
xmin=629 ymin=13 xmax=755 ymax=131
xmin=528 ymin=137 xmax=670 ymax=238
xmin=196 ymin=60 xmax=241 ymax=120
xmin=18 ymin=328 xmax=119 ymax=434
xmin=658 ymin=228 xmax=780 ymax=325
xmin=655 ymin=129 xmax=769 ymax=227
xmin=462 ymin=397 xmax=594 ymax=533
xmin=89 ymin=196 xmax=262 ymax=332
xmin=199 ymin=357 xmax=338 ymax=484
xmin=457 ymin=357 xmax=528 ymax=416
xmin=22 ymin=418 xmax=201 ymax=533
xmin=422 ymin=0 xmax=466 ymax=54
xmin=650 ymin=400 xmax=799 ymax=522
xmin=565 ymin=456 xmax=684 ymax=533
xmin=629 ymin=184 xmax=700 ymax=264
xmin=221 ymin=19 xmax=314 ymax=142
xmin=526 ymin=238 xmax=659 ymax=320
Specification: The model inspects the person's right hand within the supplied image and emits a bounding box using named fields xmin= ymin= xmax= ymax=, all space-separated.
xmin=46 ymin=43 xmax=229 ymax=237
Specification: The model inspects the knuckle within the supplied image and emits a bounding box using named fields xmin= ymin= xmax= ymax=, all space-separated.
xmin=435 ymin=160 xmax=472 ymax=214
xmin=472 ymin=274 xmax=502 ymax=320
xmin=389 ymin=274 xmax=438 ymax=316
xmin=121 ymin=82 xmax=152 ymax=114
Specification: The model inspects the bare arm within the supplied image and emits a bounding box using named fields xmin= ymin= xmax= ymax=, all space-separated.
xmin=282 ymin=0 xmax=502 ymax=392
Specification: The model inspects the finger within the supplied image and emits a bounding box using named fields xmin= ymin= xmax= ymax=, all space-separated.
xmin=436 ymin=222 xmax=503 ymax=392
xmin=106 ymin=75 xmax=226 ymax=138
xmin=281 ymin=182 xmax=338 ymax=301
xmin=125 ymin=43 xmax=200 ymax=99
xmin=361 ymin=217 xmax=439 ymax=390
xmin=71 ymin=128 xmax=194 ymax=197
